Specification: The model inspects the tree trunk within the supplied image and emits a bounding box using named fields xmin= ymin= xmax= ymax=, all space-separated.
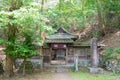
xmin=4 ymin=0 xmax=22 ymax=77
xmin=81 ymin=0 xmax=86 ymax=28
xmin=5 ymin=55 xmax=14 ymax=77
xmin=96 ymin=0 xmax=106 ymax=35
xmin=69 ymin=20 xmax=75 ymax=33
xmin=5 ymin=23 xmax=16 ymax=77
xmin=1 ymin=0 xmax=23 ymax=77
xmin=41 ymin=0 xmax=45 ymax=11
xmin=22 ymin=58 xmax=26 ymax=76
xmin=59 ymin=0 xmax=64 ymax=10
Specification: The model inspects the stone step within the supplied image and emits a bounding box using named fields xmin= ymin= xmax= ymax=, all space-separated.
xmin=45 ymin=66 xmax=70 ymax=73
xmin=55 ymin=67 xmax=69 ymax=72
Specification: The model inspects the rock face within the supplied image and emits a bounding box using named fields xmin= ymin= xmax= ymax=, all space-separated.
xmin=105 ymin=60 xmax=120 ymax=73
xmin=89 ymin=67 xmax=104 ymax=74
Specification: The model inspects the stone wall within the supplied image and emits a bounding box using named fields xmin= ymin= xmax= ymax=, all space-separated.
xmin=15 ymin=58 xmax=43 ymax=69
xmin=78 ymin=59 xmax=91 ymax=67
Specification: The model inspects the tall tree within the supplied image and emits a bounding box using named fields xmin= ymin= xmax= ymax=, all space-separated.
xmin=96 ymin=0 xmax=106 ymax=34
xmin=5 ymin=0 xmax=23 ymax=77
xmin=0 ymin=0 xmax=53 ymax=77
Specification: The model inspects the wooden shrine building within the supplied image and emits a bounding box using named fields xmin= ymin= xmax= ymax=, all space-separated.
xmin=42 ymin=27 xmax=101 ymax=67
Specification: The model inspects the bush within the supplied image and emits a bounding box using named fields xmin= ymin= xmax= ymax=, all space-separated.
xmin=101 ymin=47 xmax=120 ymax=73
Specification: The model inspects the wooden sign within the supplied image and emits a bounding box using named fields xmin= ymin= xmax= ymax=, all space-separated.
xmin=51 ymin=44 xmax=66 ymax=49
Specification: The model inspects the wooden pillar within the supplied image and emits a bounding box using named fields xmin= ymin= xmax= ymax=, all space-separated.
xmin=91 ymin=38 xmax=99 ymax=68
xmin=50 ymin=47 xmax=52 ymax=64
xmin=75 ymin=54 xmax=78 ymax=72
xmin=66 ymin=47 xmax=68 ymax=64
xmin=74 ymin=48 xmax=76 ymax=64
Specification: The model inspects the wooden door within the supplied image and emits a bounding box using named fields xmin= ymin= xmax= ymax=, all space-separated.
xmin=51 ymin=49 xmax=66 ymax=65
xmin=56 ymin=49 xmax=66 ymax=60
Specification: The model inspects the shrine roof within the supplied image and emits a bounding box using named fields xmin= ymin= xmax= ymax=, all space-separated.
xmin=46 ymin=39 xmax=74 ymax=43
xmin=72 ymin=40 xmax=105 ymax=47
xmin=46 ymin=33 xmax=77 ymax=39
xmin=46 ymin=27 xmax=78 ymax=43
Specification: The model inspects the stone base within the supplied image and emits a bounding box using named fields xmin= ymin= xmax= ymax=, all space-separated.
xmin=89 ymin=67 xmax=104 ymax=74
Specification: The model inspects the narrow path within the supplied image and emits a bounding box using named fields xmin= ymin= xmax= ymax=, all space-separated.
xmin=52 ymin=72 xmax=77 ymax=80
xmin=49 ymin=66 xmax=78 ymax=80
xmin=1 ymin=67 xmax=79 ymax=80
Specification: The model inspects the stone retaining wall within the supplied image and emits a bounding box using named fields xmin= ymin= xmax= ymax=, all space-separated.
xmin=15 ymin=59 xmax=43 ymax=69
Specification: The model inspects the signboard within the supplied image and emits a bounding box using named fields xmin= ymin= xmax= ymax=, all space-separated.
xmin=51 ymin=44 xmax=67 ymax=49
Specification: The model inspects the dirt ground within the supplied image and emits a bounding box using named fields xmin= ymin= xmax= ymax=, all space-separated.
xmin=52 ymin=72 xmax=76 ymax=80
xmin=0 ymin=72 xmax=75 ymax=80
xmin=0 ymin=67 xmax=76 ymax=80
xmin=0 ymin=68 xmax=119 ymax=80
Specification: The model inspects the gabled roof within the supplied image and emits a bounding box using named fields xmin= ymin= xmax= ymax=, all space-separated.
xmin=46 ymin=33 xmax=77 ymax=39
xmin=46 ymin=27 xmax=78 ymax=43
xmin=46 ymin=27 xmax=78 ymax=39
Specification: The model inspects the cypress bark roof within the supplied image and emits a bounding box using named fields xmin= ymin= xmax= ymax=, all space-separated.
xmin=46 ymin=27 xmax=78 ymax=43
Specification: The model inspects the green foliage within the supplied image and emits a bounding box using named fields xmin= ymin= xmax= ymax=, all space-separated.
xmin=0 ymin=39 xmax=4 ymax=44
xmin=4 ymin=36 xmax=38 ymax=59
xmin=71 ymin=71 xmax=118 ymax=80
xmin=45 ymin=0 xmax=97 ymax=30
xmin=104 ymin=48 xmax=114 ymax=57
xmin=110 ymin=53 xmax=118 ymax=59
xmin=106 ymin=0 xmax=120 ymax=28
xmin=96 ymin=0 xmax=120 ymax=28
xmin=115 ymin=47 xmax=120 ymax=54
xmin=70 ymin=66 xmax=76 ymax=71
xmin=0 ymin=0 xmax=53 ymax=60
xmin=92 ymin=30 xmax=101 ymax=38
xmin=103 ymin=47 xmax=120 ymax=60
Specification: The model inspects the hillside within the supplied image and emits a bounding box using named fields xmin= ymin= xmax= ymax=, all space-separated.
xmin=99 ymin=30 xmax=120 ymax=49
xmin=77 ymin=25 xmax=120 ymax=52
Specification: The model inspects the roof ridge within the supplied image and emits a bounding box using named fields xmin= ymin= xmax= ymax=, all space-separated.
xmin=57 ymin=26 xmax=78 ymax=36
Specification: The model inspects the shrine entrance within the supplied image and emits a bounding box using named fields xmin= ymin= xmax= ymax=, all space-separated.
xmin=43 ymin=27 xmax=78 ymax=65
xmin=51 ymin=49 xmax=66 ymax=65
